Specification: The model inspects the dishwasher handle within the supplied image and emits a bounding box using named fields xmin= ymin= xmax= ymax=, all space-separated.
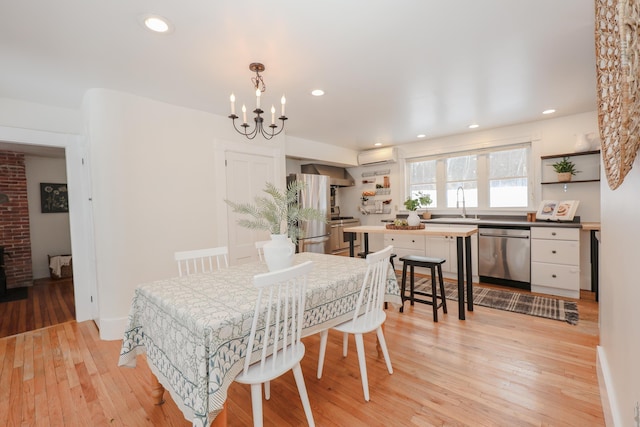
xmin=479 ymin=232 xmax=530 ymax=239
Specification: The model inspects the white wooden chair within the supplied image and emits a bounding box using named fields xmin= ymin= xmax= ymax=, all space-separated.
xmin=173 ymin=246 xmax=229 ymax=276
xmin=255 ymin=240 xmax=270 ymax=261
xmin=316 ymin=245 xmax=394 ymax=401
xmin=235 ymin=260 xmax=315 ymax=427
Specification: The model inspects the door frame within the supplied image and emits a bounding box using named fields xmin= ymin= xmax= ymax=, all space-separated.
xmin=0 ymin=125 xmax=98 ymax=322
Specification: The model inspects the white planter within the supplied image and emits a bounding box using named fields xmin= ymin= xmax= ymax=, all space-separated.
xmin=263 ymin=234 xmax=295 ymax=271
xmin=407 ymin=211 xmax=421 ymax=226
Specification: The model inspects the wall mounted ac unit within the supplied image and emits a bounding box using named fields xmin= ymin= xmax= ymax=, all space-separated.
xmin=357 ymin=147 xmax=398 ymax=166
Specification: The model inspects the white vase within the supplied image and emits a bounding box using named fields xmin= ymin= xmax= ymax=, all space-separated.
xmin=263 ymin=234 xmax=295 ymax=272
xmin=407 ymin=211 xmax=421 ymax=226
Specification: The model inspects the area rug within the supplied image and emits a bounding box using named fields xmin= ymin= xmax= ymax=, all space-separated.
xmin=0 ymin=287 xmax=28 ymax=303
xmin=399 ymin=275 xmax=579 ymax=325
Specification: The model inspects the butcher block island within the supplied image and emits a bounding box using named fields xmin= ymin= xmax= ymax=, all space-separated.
xmin=343 ymin=224 xmax=478 ymax=320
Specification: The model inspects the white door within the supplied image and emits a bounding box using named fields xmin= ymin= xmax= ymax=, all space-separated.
xmin=225 ymin=151 xmax=275 ymax=265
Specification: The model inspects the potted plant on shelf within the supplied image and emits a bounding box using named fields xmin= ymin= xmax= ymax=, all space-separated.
xmin=225 ymin=181 xmax=326 ymax=271
xmin=403 ymin=192 xmax=433 ymax=225
xmin=551 ymin=157 xmax=579 ymax=182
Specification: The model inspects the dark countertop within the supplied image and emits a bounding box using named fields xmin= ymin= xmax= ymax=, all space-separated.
xmin=386 ymin=215 xmax=584 ymax=228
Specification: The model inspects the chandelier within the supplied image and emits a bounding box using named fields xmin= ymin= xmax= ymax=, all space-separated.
xmin=229 ymin=63 xmax=287 ymax=140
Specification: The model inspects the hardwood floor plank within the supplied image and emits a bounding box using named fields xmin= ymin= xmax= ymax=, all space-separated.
xmin=42 ymin=328 xmax=64 ymax=425
xmin=9 ymin=365 xmax=23 ymax=426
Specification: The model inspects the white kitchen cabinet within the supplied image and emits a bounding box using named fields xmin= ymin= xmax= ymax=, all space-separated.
xmin=531 ymin=227 xmax=580 ymax=298
xmin=383 ymin=234 xmax=427 ymax=273
xmin=424 ymin=225 xmax=478 ymax=281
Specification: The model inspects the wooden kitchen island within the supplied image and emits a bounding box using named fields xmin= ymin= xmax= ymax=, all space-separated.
xmin=344 ymin=225 xmax=478 ymax=320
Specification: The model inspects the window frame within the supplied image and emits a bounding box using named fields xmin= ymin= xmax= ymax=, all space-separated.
xmin=405 ymin=143 xmax=533 ymax=212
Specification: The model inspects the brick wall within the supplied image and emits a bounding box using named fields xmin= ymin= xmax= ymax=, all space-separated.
xmin=0 ymin=151 xmax=33 ymax=288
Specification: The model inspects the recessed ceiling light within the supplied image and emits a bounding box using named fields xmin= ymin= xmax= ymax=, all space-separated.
xmin=311 ymin=89 xmax=325 ymax=96
xmin=142 ymin=15 xmax=173 ymax=33
xmin=374 ymin=142 xmax=382 ymax=146
xmin=468 ymin=124 xmax=479 ymax=129
xmin=417 ymin=134 xmax=426 ymax=138
xmin=542 ymin=109 xmax=556 ymax=115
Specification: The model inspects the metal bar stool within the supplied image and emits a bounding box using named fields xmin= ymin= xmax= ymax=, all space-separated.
xmin=398 ymin=255 xmax=448 ymax=322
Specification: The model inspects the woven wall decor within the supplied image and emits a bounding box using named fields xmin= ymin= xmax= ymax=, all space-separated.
xmin=595 ymin=0 xmax=640 ymax=190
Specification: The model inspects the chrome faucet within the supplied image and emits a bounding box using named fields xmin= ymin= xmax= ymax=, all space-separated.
xmin=456 ymin=186 xmax=467 ymax=218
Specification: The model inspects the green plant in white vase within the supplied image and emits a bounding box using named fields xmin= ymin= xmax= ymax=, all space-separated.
xmin=225 ymin=181 xmax=326 ymax=271
xmin=403 ymin=192 xmax=432 ymax=225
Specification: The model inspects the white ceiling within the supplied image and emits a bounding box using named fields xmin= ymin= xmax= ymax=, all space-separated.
xmin=0 ymin=0 xmax=597 ymax=151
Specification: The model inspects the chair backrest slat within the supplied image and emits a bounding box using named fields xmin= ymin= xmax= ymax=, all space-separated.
xmin=244 ymin=261 xmax=313 ymax=376
xmin=255 ymin=240 xmax=270 ymax=261
xmin=352 ymin=245 xmax=393 ymax=326
xmin=174 ymin=246 xmax=229 ymax=276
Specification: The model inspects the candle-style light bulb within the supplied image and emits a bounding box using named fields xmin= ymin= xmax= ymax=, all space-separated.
xmin=230 ymin=93 xmax=235 ymax=115
xmin=242 ymin=105 xmax=247 ymax=124
xmin=271 ymin=105 xmax=276 ymax=124
xmin=281 ymin=95 xmax=286 ymax=117
xmin=256 ymin=89 xmax=261 ymax=109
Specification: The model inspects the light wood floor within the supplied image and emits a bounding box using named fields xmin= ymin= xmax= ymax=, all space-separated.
xmin=0 ymin=275 xmax=603 ymax=426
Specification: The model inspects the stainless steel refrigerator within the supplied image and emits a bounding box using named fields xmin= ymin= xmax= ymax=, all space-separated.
xmin=287 ymin=173 xmax=330 ymax=254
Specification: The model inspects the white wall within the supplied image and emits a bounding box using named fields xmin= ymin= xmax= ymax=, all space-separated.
xmin=25 ymin=156 xmax=72 ymax=278
xmin=598 ymin=156 xmax=640 ymax=426
xmin=0 ymin=97 xmax=81 ymax=134
xmin=82 ymin=89 xmax=286 ymax=339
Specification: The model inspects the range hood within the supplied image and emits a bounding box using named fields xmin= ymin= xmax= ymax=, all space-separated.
xmin=300 ymin=164 xmax=355 ymax=187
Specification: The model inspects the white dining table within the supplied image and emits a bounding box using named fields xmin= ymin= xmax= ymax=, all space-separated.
xmin=118 ymin=252 xmax=401 ymax=427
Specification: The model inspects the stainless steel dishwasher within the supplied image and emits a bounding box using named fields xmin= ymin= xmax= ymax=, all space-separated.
xmin=478 ymin=227 xmax=531 ymax=289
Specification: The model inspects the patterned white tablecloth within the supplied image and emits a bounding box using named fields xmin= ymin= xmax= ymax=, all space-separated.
xmin=118 ymin=252 xmax=400 ymax=427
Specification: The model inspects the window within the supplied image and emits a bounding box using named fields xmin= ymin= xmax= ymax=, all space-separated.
xmin=446 ymin=154 xmax=477 ymax=208
xmin=488 ymin=148 xmax=529 ymax=208
xmin=406 ymin=144 xmax=531 ymax=210
xmin=408 ymin=159 xmax=437 ymax=207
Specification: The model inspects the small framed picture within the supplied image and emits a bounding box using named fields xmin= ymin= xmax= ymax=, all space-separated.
xmin=536 ymin=200 xmax=558 ymax=220
xmin=40 ymin=183 xmax=69 ymax=213
xmin=536 ymin=200 xmax=579 ymax=221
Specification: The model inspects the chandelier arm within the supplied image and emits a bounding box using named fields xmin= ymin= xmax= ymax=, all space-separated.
xmin=229 ymin=114 xmax=259 ymax=139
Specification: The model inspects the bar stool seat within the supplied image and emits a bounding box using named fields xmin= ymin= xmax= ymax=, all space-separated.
xmin=398 ymin=255 xmax=448 ymax=322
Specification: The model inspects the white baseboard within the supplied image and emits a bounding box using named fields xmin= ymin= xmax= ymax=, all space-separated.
xmin=96 ymin=316 xmax=129 ymax=341
xmin=597 ymin=345 xmax=622 ymax=426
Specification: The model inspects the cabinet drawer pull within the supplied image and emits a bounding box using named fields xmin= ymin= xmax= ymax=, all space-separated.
xmin=552 ymin=274 xmax=557 ymax=278
xmin=552 ymin=250 xmax=556 ymax=254
xmin=551 ymin=232 xmax=556 ymax=236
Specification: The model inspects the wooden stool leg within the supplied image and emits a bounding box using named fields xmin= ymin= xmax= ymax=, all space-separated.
xmin=400 ymin=262 xmax=408 ymax=313
xmin=409 ymin=265 xmax=415 ymax=306
xmin=431 ymin=265 xmax=438 ymax=322
xmin=438 ymin=264 xmax=447 ymax=314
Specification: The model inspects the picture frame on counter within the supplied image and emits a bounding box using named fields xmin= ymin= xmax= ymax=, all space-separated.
xmin=536 ymin=199 xmax=579 ymax=221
